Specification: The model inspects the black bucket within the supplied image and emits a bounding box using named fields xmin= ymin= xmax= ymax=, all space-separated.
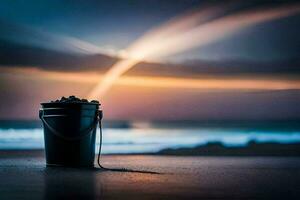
xmin=39 ymin=102 xmax=102 ymax=167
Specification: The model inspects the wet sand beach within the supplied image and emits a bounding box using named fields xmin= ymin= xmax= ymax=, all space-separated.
xmin=0 ymin=151 xmax=300 ymax=199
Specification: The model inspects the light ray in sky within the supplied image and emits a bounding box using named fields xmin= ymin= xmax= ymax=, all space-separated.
xmin=87 ymin=3 xmax=300 ymax=100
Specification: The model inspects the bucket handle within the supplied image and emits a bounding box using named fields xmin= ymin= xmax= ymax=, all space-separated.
xmin=39 ymin=109 xmax=100 ymax=140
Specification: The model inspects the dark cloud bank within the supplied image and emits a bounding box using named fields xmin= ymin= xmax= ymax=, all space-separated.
xmin=0 ymin=39 xmax=299 ymax=78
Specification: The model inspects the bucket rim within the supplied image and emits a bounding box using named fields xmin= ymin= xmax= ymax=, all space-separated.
xmin=41 ymin=102 xmax=100 ymax=106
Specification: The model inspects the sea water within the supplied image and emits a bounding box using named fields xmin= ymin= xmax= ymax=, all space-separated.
xmin=1 ymin=126 xmax=300 ymax=153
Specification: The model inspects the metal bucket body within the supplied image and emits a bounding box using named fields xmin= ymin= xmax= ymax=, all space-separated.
xmin=39 ymin=102 xmax=100 ymax=167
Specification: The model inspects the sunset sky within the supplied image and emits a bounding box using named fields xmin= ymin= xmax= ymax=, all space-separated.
xmin=0 ymin=0 xmax=299 ymax=121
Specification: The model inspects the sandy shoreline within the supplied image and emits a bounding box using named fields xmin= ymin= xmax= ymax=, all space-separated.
xmin=0 ymin=150 xmax=300 ymax=199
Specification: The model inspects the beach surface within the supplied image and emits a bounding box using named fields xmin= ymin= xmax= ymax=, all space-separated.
xmin=0 ymin=151 xmax=300 ymax=199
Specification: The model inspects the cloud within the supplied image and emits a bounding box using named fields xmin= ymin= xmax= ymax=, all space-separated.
xmin=0 ymin=39 xmax=117 ymax=71
xmin=0 ymin=38 xmax=300 ymax=78
xmin=0 ymin=3 xmax=299 ymax=76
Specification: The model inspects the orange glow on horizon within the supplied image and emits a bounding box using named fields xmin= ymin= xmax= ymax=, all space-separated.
xmin=2 ymin=67 xmax=300 ymax=92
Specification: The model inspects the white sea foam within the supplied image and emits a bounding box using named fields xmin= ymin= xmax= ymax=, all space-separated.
xmin=0 ymin=128 xmax=300 ymax=153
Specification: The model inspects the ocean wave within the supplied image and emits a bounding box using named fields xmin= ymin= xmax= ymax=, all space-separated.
xmin=1 ymin=128 xmax=300 ymax=153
